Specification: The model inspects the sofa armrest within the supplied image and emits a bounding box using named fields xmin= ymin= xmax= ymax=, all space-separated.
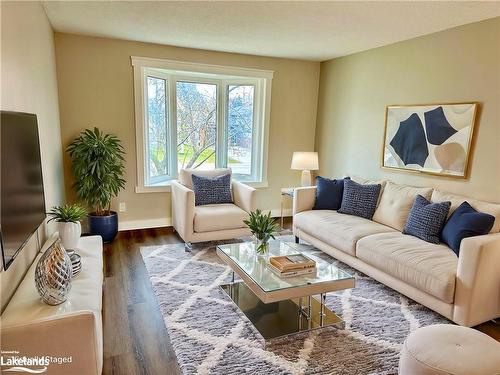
xmin=232 ymin=181 xmax=256 ymax=213
xmin=293 ymin=186 xmax=317 ymax=216
xmin=1 ymin=311 xmax=101 ymax=375
xmin=453 ymin=232 xmax=500 ymax=327
xmin=171 ymin=180 xmax=195 ymax=242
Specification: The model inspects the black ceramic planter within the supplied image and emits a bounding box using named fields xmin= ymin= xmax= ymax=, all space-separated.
xmin=88 ymin=211 xmax=118 ymax=243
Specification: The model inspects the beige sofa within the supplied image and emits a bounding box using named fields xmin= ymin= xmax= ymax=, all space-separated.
xmin=293 ymin=177 xmax=500 ymax=327
xmin=171 ymin=168 xmax=256 ymax=246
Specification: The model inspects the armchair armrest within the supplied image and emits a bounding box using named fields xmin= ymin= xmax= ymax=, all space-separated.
xmin=453 ymin=232 xmax=500 ymax=327
xmin=171 ymin=180 xmax=195 ymax=242
xmin=293 ymin=186 xmax=317 ymax=216
xmin=232 ymin=181 xmax=256 ymax=213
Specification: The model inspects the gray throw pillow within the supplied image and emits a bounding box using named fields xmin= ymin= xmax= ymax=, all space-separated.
xmin=338 ymin=179 xmax=381 ymax=220
xmin=191 ymin=173 xmax=233 ymax=206
xmin=403 ymin=195 xmax=451 ymax=244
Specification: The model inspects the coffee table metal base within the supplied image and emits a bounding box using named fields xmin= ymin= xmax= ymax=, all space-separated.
xmin=220 ymin=281 xmax=344 ymax=341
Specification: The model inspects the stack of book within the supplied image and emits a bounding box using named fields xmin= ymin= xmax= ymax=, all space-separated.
xmin=267 ymin=253 xmax=316 ymax=278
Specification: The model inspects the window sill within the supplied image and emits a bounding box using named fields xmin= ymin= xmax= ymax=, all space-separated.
xmin=135 ymin=180 xmax=268 ymax=194
xmin=135 ymin=184 xmax=172 ymax=193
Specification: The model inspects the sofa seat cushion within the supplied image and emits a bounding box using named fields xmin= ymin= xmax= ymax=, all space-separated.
xmin=194 ymin=203 xmax=248 ymax=233
xmin=357 ymin=232 xmax=458 ymax=303
xmin=294 ymin=210 xmax=395 ymax=256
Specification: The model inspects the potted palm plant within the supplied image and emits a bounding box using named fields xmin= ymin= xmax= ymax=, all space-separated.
xmin=48 ymin=203 xmax=87 ymax=250
xmin=243 ymin=209 xmax=280 ymax=256
xmin=67 ymin=127 xmax=125 ymax=242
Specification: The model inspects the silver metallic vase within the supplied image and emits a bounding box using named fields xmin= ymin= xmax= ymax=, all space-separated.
xmin=35 ymin=239 xmax=73 ymax=305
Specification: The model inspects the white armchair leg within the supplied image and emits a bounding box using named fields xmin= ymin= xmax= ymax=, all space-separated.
xmin=184 ymin=242 xmax=192 ymax=252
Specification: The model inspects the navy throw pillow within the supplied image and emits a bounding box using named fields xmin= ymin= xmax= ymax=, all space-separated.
xmin=191 ymin=173 xmax=233 ymax=206
xmin=403 ymin=195 xmax=451 ymax=244
xmin=338 ymin=179 xmax=381 ymax=220
xmin=441 ymin=201 xmax=495 ymax=255
xmin=314 ymin=176 xmax=350 ymax=210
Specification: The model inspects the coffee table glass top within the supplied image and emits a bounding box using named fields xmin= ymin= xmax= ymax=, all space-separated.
xmin=217 ymin=240 xmax=353 ymax=293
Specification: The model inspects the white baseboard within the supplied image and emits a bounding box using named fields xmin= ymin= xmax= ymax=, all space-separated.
xmin=118 ymin=208 xmax=291 ymax=231
xmin=118 ymin=217 xmax=172 ymax=231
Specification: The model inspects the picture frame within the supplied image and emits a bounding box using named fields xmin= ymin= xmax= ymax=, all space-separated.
xmin=381 ymin=102 xmax=478 ymax=178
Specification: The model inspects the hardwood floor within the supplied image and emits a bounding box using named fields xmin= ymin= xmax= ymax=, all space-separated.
xmin=102 ymin=222 xmax=499 ymax=374
xmin=102 ymin=227 xmax=183 ymax=375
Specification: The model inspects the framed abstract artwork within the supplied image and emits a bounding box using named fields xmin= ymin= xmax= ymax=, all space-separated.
xmin=382 ymin=102 xmax=478 ymax=178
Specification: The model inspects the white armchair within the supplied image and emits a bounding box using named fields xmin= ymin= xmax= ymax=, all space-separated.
xmin=171 ymin=168 xmax=257 ymax=248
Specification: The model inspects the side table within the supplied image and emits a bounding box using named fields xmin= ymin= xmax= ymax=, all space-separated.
xmin=280 ymin=187 xmax=296 ymax=229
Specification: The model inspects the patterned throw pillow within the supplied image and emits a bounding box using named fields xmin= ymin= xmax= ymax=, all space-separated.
xmin=403 ymin=195 xmax=451 ymax=244
xmin=191 ymin=173 xmax=233 ymax=206
xmin=338 ymin=179 xmax=381 ymax=220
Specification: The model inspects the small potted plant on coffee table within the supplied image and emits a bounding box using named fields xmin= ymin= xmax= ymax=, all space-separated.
xmin=67 ymin=127 xmax=126 ymax=243
xmin=243 ymin=209 xmax=280 ymax=256
xmin=48 ymin=203 xmax=87 ymax=250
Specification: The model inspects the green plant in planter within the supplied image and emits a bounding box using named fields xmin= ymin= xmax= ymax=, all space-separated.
xmin=67 ymin=127 xmax=125 ymax=215
xmin=48 ymin=203 xmax=87 ymax=223
xmin=67 ymin=127 xmax=125 ymax=242
xmin=47 ymin=203 xmax=87 ymax=250
xmin=243 ymin=209 xmax=280 ymax=254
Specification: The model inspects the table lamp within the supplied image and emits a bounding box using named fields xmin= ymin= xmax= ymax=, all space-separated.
xmin=291 ymin=152 xmax=319 ymax=186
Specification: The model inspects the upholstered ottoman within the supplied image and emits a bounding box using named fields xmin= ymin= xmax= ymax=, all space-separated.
xmin=399 ymin=324 xmax=500 ymax=375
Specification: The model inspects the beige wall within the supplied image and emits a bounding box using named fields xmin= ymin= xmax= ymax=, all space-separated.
xmin=0 ymin=2 xmax=64 ymax=311
xmin=54 ymin=33 xmax=320 ymax=228
xmin=315 ymin=17 xmax=500 ymax=203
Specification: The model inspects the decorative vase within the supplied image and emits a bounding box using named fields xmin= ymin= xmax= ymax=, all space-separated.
xmin=88 ymin=211 xmax=118 ymax=243
xmin=254 ymin=236 xmax=270 ymax=257
xmin=58 ymin=221 xmax=81 ymax=250
xmin=35 ymin=239 xmax=73 ymax=305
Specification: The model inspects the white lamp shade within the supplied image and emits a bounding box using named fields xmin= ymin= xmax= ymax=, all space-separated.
xmin=291 ymin=152 xmax=319 ymax=171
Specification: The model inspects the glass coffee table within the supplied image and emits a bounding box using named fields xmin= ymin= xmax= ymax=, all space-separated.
xmin=216 ymin=240 xmax=355 ymax=340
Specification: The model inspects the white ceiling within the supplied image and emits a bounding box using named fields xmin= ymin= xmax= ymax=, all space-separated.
xmin=42 ymin=1 xmax=500 ymax=62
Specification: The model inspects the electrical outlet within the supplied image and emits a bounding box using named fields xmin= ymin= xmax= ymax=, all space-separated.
xmin=119 ymin=202 xmax=126 ymax=212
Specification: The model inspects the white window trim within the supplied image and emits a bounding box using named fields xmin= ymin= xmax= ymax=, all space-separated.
xmin=132 ymin=56 xmax=273 ymax=193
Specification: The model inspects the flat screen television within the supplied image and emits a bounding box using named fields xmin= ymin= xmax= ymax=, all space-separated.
xmin=0 ymin=111 xmax=46 ymax=270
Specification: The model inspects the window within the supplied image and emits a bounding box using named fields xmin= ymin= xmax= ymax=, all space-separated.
xmin=176 ymin=81 xmax=217 ymax=171
xmin=146 ymin=76 xmax=168 ymax=184
xmin=133 ymin=57 xmax=273 ymax=192
xmin=227 ymin=85 xmax=255 ymax=176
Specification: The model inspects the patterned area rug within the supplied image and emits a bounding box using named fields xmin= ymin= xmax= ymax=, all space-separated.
xmin=140 ymin=237 xmax=450 ymax=375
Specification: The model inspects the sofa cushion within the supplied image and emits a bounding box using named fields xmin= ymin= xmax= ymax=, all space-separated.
xmin=338 ymin=179 xmax=382 ymax=220
xmin=350 ymin=175 xmax=386 ymax=188
xmin=373 ymin=181 xmax=433 ymax=231
xmin=357 ymin=232 xmax=458 ymax=303
xmin=179 ymin=168 xmax=231 ymax=190
xmin=350 ymin=175 xmax=387 ymax=204
xmin=194 ymin=203 xmax=248 ymax=233
xmin=313 ymin=176 xmax=349 ymax=210
xmin=403 ymin=195 xmax=451 ymax=244
xmin=294 ymin=210 xmax=395 ymax=256
xmin=441 ymin=201 xmax=495 ymax=255
xmin=431 ymin=190 xmax=500 ymax=233
xmin=192 ymin=173 xmax=233 ymax=206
